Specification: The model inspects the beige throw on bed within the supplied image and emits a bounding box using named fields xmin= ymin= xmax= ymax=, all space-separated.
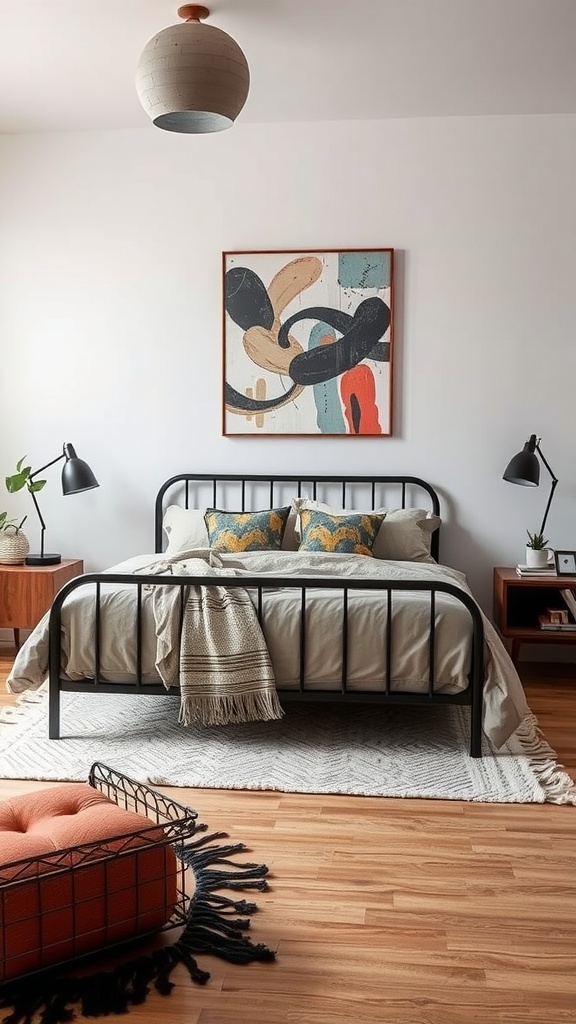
xmin=137 ymin=553 xmax=283 ymax=727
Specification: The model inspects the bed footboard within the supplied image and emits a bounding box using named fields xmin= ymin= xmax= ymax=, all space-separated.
xmin=48 ymin=573 xmax=485 ymax=756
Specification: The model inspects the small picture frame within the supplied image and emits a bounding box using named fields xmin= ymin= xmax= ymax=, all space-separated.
xmin=554 ymin=550 xmax=576 ymax=576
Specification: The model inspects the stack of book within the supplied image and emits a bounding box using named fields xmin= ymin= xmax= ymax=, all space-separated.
xmin=539 ymin=589 xmax=576 ymax=631
xmin=538 ymin=613 xmax=576 ymax=631
xmin=561 ymin=587 xmax=576 ymax=619
xmin=515 ymin=563 xmax=556 ymax=577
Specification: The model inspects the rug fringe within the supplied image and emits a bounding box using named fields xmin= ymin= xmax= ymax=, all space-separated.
xmin=514 ymin=712 xmax=576 ymax=805
xmin=0 ymin=826 xmax=276 ymax=1022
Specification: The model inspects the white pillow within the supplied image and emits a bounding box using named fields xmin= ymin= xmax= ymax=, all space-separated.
xmin=292 ymin=498 xmax=440 ymax=562
xmin=163 ymin=505 xmax=208 ymax=554
xmin=163 ymin=504 xmax=300 ymax=554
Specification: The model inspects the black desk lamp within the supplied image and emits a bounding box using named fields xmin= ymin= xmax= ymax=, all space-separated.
xmin=6 ymin=443 xmax=99 ymax=566
xmin=502 ymin=434 xmax=558 ymax=538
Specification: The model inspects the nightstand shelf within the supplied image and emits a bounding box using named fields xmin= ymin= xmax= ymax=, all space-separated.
xmin=493 ymin=566 xmax=576 ymax=666
xmin=0 ymin=560 xmax=84 ymax=648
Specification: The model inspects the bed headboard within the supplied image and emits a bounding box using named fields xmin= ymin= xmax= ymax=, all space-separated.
xmin=154 ymin=473 xmax=441 ymax=561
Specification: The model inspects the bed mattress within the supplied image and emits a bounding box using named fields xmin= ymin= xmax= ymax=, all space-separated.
xmin=6 ymin=549 xmax=529 ymax=747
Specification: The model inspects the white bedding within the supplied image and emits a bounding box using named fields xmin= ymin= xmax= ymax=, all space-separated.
xmin=6 ymin=549 xmax=529 ymax=748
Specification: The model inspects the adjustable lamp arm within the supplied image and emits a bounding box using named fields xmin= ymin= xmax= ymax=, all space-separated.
xmin=28 ymin=489 xmax=47 ymax=558
xmin=29 ymin=451 xmax=66 ymax=480
xmin=535 ymin=440 xmax=558 ymax=538
xmin=9 ymin=442 xmax=98 ymax=567
xmin=503 ymin=433 xmax=559 ymax=541
xmin=28 ymin=452 xmax=67 ymax=559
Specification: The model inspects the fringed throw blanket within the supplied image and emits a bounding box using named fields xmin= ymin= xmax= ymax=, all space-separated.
xmin=137 ymin=551 xmax=283 ymax=727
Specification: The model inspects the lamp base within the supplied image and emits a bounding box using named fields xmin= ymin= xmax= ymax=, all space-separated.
xmin=25 ymin=553 xmax=62 ymax=566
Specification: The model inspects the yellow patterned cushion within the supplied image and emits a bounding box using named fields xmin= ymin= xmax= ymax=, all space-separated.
xmin=204 ymin=507 xmax=291 ymax=552
xmin=298 ymin=509 xmax=385 ymax=556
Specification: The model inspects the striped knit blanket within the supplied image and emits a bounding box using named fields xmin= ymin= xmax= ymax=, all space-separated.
xmin=137 ymin=552 xmax=283 ymax=727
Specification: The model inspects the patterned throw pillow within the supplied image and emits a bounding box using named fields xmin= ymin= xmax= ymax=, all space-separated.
xmin=293 ymin=498 xmax=440 ymax=561
xmin=298 ymin=509 xmax=385 ymax=556
xmin=204 ymin=507 xmax=291 ymax=552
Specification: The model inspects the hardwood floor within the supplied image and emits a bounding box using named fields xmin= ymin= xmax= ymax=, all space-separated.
xmin=0 ymin=644 xmax=575 ymax=1024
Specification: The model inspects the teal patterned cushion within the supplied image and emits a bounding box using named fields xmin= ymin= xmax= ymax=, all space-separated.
xmin=298 ymin=509 xmax=385 ymax=556
xmin=204 ymin=507 xmax=291 ymax=552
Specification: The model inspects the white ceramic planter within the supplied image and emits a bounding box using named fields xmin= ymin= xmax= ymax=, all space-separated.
xmin=525 ymin=546 xmax=553 ymax=568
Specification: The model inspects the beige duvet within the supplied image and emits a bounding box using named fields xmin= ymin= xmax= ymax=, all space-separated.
xmin=6 ymin=549 xmax=529 ymax=748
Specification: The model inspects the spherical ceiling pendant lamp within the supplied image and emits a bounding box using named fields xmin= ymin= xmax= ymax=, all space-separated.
xmin=136 ymin=5 xmax=250 ymax=134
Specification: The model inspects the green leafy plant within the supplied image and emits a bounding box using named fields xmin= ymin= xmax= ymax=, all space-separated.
xmin=0 ymin=512 xmax=27 ymax=534
xmin=6 ymin=457 xmax=46 ymax=498
xmin=1 ymin=457 xmax=45 ymax=535
xmin=526 ymin=530 xmax=548 ymax=550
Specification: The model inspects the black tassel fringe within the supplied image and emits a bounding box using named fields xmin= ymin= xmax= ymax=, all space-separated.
xmin=0 ymin=830 xmax=275 ymax=1023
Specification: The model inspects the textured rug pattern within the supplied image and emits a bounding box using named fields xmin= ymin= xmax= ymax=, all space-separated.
xmin=0 ymin=688 xmax=567 ymax=803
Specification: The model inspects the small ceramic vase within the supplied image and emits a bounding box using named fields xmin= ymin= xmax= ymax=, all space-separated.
xmin=525 ymin=546 xmax=553 ymax=568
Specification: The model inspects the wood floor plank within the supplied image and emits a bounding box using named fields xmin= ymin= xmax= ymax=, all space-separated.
xmin=0 ymin=645 xmax=575 ymax=1023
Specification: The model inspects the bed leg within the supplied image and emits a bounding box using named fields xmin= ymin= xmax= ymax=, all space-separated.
xmin=470 ymin=705 xmax=482 ymax=757
xmin=48 ymin=683 xmax=61 ymax=740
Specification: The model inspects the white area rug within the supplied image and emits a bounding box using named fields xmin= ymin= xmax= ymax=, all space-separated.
xmin=1 ymin=689 xmax=575 ymax=803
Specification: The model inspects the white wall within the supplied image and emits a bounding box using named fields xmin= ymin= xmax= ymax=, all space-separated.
xmin=1 ymin=113 xmax=575 ymax=640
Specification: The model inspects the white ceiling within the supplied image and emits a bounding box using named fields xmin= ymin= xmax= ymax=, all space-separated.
xmin=1 ymin=0 xmax=575 ymax=134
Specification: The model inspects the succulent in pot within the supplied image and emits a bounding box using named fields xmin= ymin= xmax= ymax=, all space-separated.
xmin=526 ymin=530 xmax=548 ymax=550
xmin=525 ymin=530 xmax=554 ymax=569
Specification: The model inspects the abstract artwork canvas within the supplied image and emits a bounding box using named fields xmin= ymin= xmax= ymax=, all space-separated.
xmin=222 ymin=248 xmax=394 ymax=436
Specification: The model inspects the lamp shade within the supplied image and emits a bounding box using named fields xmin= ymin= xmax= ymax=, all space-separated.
xmin=61 ymin=443 xmax=99 ymax=495
xmin=135 ymin=5 xmax=250 ymax=134
xmin=502 ymin=435 xmax=540 ymax=486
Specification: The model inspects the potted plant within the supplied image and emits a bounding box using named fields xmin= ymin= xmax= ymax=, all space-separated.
xmin=1 ymin=457 xmax=46 ymax=565
xmin=525 ymin=530 xmax=553 ymax=568
xmin=0 ymin=513 xmax=29 ymax=564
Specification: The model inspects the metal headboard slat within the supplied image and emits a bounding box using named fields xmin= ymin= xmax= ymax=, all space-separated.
xmin=154 ymin=473 xmax=441 ymax=561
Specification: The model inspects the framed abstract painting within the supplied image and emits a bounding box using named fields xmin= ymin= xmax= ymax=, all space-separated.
xmin=222 ymin=248 xmax=394 ymax=436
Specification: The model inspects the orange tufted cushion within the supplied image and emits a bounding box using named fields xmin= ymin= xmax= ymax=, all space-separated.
xmin=0 ymin=783 xmax=178 ymax=982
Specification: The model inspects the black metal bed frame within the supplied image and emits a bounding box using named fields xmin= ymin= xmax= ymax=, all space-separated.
xmin=47 ymin=473 xmax=485 ymax=756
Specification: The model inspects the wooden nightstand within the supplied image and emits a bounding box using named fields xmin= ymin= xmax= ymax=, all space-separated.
xmin=493 ymin=566 xmax=576 ymax=666
xmin=0 ymin=560 xmax=84 ymax=648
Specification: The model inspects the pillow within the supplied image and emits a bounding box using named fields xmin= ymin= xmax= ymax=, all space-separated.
xmin=298 ymin=508 xmax=385 ymax=556
xmin=204 ymin=507 xmax=291 ymax=552
xmin=163 ymin=505 xmax=208 ymax=555
xmin=163 ymin=504 xmax=300 ymax=555
xmin=281 ymin=506 xmax=300 ymax=551
xmin=293 ymin=498 xmax=440 ymax=562
xmin=373 ymin=508 xmax=440 ymax=562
